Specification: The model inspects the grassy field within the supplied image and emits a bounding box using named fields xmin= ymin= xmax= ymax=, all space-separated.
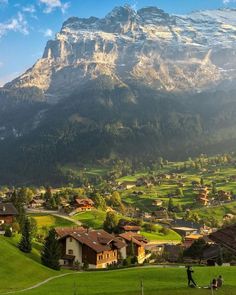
xmin=0 ymin=236 xmax=57 ymax=293
xmin=72 ymin=210 xmax=107 ymax=229
xmin=31 ymin=214 xmax=74 ymax=230
xmin=0 ymin=235 xmax=235 ymax=295
xmin=15 ymin=266 xmax=236 ymax=295
xmin=117 ymin=161 xmax=236 ymax=224
xmin=141 ymin=228 xmax=181 ymax=242
xmin=193 ymin=201 xmax=236 ymax=221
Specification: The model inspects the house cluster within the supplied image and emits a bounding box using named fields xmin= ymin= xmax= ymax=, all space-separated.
xmin=195 ymin=186 xmax=210 ymax=206
xmin=56 ymin=225 xmax=148 ymax=269
xmin=28 ymin=194 xmax=95 ymax=215
xmin=117 ymin=174 xmax=185 ymax=191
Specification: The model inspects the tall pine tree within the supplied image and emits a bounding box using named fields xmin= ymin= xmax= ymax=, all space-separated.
xmin=18 ymin=218 xmax=32 ymax=253
xmin=41 ymin=229 xmax=61 ymax=270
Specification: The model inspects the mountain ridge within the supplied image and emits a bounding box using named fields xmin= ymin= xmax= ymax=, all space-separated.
xmin=0 ymin=6 xmax=236 ymax=184
xmin=4 ymin=6 xmax=236 ymax=100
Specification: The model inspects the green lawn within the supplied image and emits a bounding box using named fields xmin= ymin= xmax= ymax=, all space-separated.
xmin=0 ymin=236 xmax=57 ymax=293
xmin=31 ymin=214 xmax=74 ymax=230
xmin=193 ymin=201 xmax=236 ymax=221
xmin=73 ymin=210 xmax=107 ymax=229
xmin=17 ymin=266 xmax=236 ymax=295
xmin=141 ymin=228 xmax=181 ymax=242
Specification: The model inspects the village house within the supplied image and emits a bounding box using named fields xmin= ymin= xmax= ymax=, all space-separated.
xmin=119 ymin=232 xmax=148 ymax=263
xmin=74 ymin=198 xmax=94 ymax=212
xmin=0 ymin=203 xmax=18 ymax=229
xmin=56 ymin=227 xmax=126 ymax=269
xmin=152 ymin=208 xmax=169 ymax=221
xmin=209 ymin=224 xmax=236 ymax=254
xmin=118 ymin=221 xmax=141 ymax=234
xmin=152 ymin=199 xmax=163 ymax=207
xmin=28 ymin=199 xmax=45 ymax=209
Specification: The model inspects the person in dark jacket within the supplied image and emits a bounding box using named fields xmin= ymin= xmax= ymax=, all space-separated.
xmin=186 ymin=266 xmax=197 ymax=287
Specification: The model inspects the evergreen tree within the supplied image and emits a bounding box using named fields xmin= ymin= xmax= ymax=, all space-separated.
xmin=103 ymin=211 xmax=118 ymax=233
xmin=41 ymin=229 xmax=61 ymax=270
xmin=18 ymin=218 xmax=32 ymax=253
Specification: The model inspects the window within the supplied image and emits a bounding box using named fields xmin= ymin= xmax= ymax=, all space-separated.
xmin=98 ymin=254 xmax=103 ymax=261
xmin=107 ymin=254 xmax=109 ymax=258
xmin=68 ymin=249 xmax=73 ymax=255
xmin=69 ymin=237 xmax=73 ymax=242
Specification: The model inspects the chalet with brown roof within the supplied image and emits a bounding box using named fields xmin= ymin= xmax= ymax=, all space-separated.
xmin=119 ymin=232 xmax=148 ymax=263
xmin=0 ymin=203 xmax=18 ymax=228
xmin=118 ymin=221 xmax=141 ymax=234
xmin=57 ymin=227 xmax=126 ymax=269
xmin=209 ymin=224 xmax=236 ymax=254
xmin=28 ymin=199 xmax=45 ymax=208
xmin=74 ymin=198 xmax=94 ymax=212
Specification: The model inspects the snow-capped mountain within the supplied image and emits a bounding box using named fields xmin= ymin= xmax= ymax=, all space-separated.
xmin=4 ymin=6 xmax=236 ymax=101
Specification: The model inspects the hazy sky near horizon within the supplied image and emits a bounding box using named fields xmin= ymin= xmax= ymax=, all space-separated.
xmin=0 ymin=0 xmax=236 ymax=86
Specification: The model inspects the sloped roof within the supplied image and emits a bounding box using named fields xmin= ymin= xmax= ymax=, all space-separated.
xmin=209 ymin=224 xmax=236 ymax=253
xmin=58 ymin=228 xmax=126 ymax=253
xmin=119 ymin=232 xmax=148 ymax=246
xmin=75 ymin=198 xmax=94 ymax=206
xmin=0 ymin=203 xmax=18 ymax=216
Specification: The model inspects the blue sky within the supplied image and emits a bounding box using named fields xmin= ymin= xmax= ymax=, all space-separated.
xmin=0 ymin=0 xmax=236 ymax=86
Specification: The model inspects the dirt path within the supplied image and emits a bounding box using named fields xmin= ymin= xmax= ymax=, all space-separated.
xmin=3 ymin=273 xmax=80 ymax=294
xmin=26 ymin=209 xmax=82 ymax=226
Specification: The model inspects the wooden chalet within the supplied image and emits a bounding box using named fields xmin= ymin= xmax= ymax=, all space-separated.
xmin=119 ymin=232 xmax=148 ymax=263
xmin=209 ymin=224 xmax=236 ymax=254
xmin=56 ymin=227 xmax=126 ymax=269
xmin=28 ymin=199 xmax=45 ymax=208
xmin=74 ymin=198 xmax=94 ymax=212
xmin=0 ymin=203 xmax=18 ymax=227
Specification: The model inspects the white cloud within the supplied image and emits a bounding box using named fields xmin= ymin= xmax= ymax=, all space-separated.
xmin=0 ymin=12 xmax=29 ymax=38
xmin=223 ymin=0 xmax=236 ymax=3
xmin=39 ymin=0 xmax=70 ymax=14
xmin=22 ymin=5 xmax=36 ymax=14
xmin=43 ymin=28 xmax=53 ymax=37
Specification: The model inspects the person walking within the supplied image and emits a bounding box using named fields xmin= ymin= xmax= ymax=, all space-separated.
xmin=186 ymin=266 xmax=197 ymax=287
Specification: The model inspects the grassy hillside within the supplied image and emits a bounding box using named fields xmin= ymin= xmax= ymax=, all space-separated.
xmin=32 ymin=214 xmax=74 ymax=229
xmin=73 ymin=210 xmax=107 ymax=229
xmin=19 ymin=266 xmax=236 ymax=295
xmin=0 ymin=236 xmax=57 ymax=293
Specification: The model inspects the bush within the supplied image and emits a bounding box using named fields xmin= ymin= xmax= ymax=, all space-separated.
xmin=131 ymin=256 xmax=138 ymax=265
xmin=159 ymin=226 xmax=170 ymax=235
xmin=4 ymin=226 xmax=12 ymax=237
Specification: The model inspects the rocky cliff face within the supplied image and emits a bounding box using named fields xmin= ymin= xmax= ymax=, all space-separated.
xmin=4 ymin=6 xmax=236 ymax=101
